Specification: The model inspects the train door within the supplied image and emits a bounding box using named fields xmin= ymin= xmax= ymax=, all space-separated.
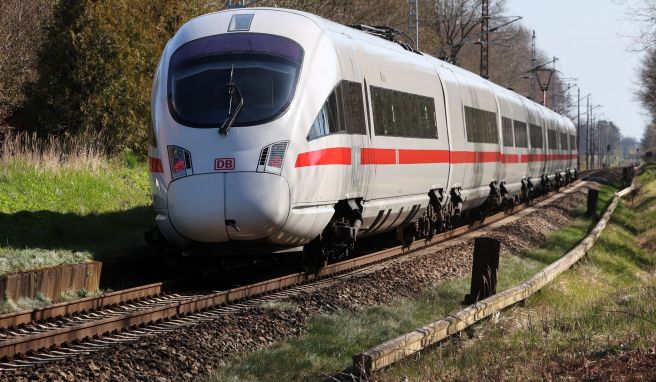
xmin=432 ymin=64 xmax=463 ymax=197
xmin=335 ymin=37 xmax=373 ymax=200
xmin=523 ymin=102 xmax=544 ymax=180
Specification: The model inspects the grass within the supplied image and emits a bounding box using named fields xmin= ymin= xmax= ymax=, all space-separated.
xmin=0 ymin=131 xmax=153 ymax=275
xmin=205 ymin=176 xmax=627 ymax=381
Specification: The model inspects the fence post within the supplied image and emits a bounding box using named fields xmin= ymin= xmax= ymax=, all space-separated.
xmin=464 ymin=237 xmax=500 ymax=305
xmin=586 ymin=188 xmax=599 ymax=217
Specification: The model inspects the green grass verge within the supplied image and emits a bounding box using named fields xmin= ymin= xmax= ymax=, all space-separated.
xmin=205 ymin=180 xmax=624 ymax=382
xmin=0 ymin=156 xmax=153 ymax=274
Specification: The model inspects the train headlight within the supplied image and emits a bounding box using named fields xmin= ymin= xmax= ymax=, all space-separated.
xmin=167 ymin=145 xmax=193 ymax=179
xmin=257 ymin=141 xmax=288 ymax=175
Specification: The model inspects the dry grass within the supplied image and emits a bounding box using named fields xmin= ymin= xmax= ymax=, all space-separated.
xmin=0 ymin=129 xmax=108 ymax=172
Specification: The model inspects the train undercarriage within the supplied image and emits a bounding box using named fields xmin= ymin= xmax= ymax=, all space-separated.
xmin=302 ymin=170 xmax=577 ymax=271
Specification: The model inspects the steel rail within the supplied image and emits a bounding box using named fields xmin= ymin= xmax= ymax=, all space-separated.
xmin=0 ymin=180 xmax=587 ymax=360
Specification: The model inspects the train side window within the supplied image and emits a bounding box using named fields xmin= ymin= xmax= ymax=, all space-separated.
xmin=547 ymin=129 xmax=558 ymax=149
xmin=307 ymin=80 xmax=366 ymax=140
xmin=464 ymin=106 xmax=498 ymax=144
xmin=570 ymin=134 xmax=576 ymax=151
xmin=529 ymin=124 xmax=543 ymax=149
xmin=513 ymin=120 xmax=528 ymax=148
xmin=560 ymin=132 xmax=569 ymax=150
xmin=502 ymin=117 xmax=514 ymax=147
xmin=370 ymin=85 xmax=437 ymax=139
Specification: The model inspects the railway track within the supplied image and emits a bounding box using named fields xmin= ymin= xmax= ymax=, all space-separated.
xmin=0 ymin=180 xmax=589 ymax=373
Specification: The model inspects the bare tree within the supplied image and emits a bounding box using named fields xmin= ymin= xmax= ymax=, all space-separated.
xmin=642 ymin=122 xmax=656 ymax=155
xmin=638 ymin=47 xmax=656 ymax=113
xmin=423 ymin=0 xmax=505 ymax=64
xmin=627 ymin=0 xmax=656 ymax=51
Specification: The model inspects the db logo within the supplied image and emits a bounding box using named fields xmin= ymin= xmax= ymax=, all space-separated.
xmin=214 ymin=158 xmax=235 ymax=171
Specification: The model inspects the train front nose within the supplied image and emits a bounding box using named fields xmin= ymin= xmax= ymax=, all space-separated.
xmin=167 ymin=172 xmax=290 ymax=243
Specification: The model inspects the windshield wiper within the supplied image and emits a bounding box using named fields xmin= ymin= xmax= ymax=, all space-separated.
xmin=219 ymin=65 xmax=244 ymax=136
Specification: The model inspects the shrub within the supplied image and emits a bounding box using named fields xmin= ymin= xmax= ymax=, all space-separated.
xmin=22 ymin=0 xmax=201 ymax=154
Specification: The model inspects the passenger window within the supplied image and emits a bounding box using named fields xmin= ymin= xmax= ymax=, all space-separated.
xmin=529 ymin=124 xmax=543 ymax=149
xmin=502 ymin=117 xmax=514 ymax=147
xmin=560 ymin=132 xmax=569 ymax=150
xmin=547 ymin=129 xmax=558 ymax=149
xmin=307 ymin=80 xmax=366 ymax=140
xmin=513 ymin=121 xmax=528 ymax=148
xmin=464 ymin=106 xmax=498 ymax=144
xmin=371 ymin=86 xmax=437 ymax=139
xmin=570 ymin=134 xmax=576 ymax=151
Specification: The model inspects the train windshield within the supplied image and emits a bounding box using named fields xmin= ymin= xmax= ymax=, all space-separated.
xmin=168 ymin=33 xmax=304 ymax=128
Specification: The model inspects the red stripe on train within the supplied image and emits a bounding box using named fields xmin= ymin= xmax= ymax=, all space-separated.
xmin=361 ymin=148 xmax=396 ymax=164
xmin=398 ymin=149 xmax=450 ymax=164
xmin=450 ymin=151 xmax=501 ymax=163
xmin=295 ymin=148 xmax=577 ymax=167
xmin=294 ymin=147 xmax=352 ymax=167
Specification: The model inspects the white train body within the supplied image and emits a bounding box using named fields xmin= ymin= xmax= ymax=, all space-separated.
xmin=148 ymin=8 xmax=577 ymax=252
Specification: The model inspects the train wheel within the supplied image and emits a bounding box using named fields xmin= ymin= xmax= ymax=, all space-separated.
xmin=302 ymin=239 xmax=328 ymax=273
xmin=397 ymin=224 xmax=417 ymax=247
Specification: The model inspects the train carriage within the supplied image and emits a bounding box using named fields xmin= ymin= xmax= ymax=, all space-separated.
xmin=148 ymin=8 xmax=578 ymax=260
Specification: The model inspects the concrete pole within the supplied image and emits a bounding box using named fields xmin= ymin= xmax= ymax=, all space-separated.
xmin=577 ymin=88 xmax=580 ymax=170
xmin=586 ymin=97 xmax=590 ymax=170
xmin=530 ymin=31 xmax=536 ymax=101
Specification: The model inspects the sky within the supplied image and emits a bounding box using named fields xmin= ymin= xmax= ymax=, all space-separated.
xmin=505 ymin=0 xmax=647 ymax=139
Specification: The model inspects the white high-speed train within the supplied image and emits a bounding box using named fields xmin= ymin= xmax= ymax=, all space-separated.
xmin=148 ymin=8 xmax=577 ymax=261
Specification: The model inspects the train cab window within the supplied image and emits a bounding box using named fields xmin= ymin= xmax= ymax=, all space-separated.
xmin=529 ymin=124 xmax=543 ymax=149
xmin=547 ymin=129 xmax=558 ymax=149
xmin=560 ymin=132 xmax=569 ymax=150
xmin=570 ymin=134 xmax=577 ymax=151
xmin=502 ymin=117 xmax=514 ymax=147
xmin=370 ymin=86 xmax=437 ymax=139
xmin=464 ymin=106 xmax=498 ymax=144
xmin=513 ymin=120 xmax=528 ymax=148
xmin=307 ymin=81 xmax=366 ymax=140
xmin=168 ymin=33 xmax=304 ymax=128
